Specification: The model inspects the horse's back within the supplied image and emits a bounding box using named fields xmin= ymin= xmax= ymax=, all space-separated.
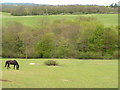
xmin=6 ymin=60 xmax=18 ymax=64
xmin=6 ymin=60 xmax=14 ymax=62
xmin=6 ymin=60 xmax=17 ymax=62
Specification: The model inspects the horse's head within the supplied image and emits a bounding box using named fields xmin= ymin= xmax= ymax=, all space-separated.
xmin=17 ymin=64 xmax=19 ymax=70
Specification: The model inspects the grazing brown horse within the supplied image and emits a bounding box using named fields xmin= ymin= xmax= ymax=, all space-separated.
xmin=5 ymin=60 xmax=19 ymax=70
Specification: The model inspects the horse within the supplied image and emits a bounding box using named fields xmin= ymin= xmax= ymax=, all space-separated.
xmin=5 ymin=60 xmax=19 ymax=70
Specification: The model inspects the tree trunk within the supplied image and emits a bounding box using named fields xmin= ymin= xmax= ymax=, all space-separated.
xmin=26 ymin=46 xmax=27 ymax=59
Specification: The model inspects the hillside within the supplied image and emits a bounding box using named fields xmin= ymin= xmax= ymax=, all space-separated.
xmin=1 ymin=12 xmax=118 ymax=27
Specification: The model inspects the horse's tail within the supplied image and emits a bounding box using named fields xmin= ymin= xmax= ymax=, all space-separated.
xmin=5 ymin=61 xmax=8 ymax=67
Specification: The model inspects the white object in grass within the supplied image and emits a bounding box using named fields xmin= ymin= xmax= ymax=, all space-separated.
xmin=29 ymin=63 xmax=35 ymax=65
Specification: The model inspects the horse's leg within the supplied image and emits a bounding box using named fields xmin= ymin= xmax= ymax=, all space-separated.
xmin=8 ymin=64 xmax=10 ymax=69
xmin=14 ymin=65 xmax=15 ymax=70
xmin=7 ymin=64 xmax=9 ymax=69
xmin=5 ymin=62 xmax=7 ymax=67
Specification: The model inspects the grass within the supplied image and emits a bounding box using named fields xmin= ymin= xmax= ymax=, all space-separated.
xmin=92 ymin=14 xmax=118 ymax=26
xmin=0 ymin=12 xmax=118 ymax=88
xmin=1 ymin=59 xmax=118 ymax=88
xmin=1 ymin=12 xmax=118 ymax=27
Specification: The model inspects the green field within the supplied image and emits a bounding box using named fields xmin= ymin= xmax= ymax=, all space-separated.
xmin=1 ymin=59 xmax=118 ymax=88
xmin=1 ymin=12 xmax=118 ymax=27
xmin=1 ymin=12 xmax=118 ymax=88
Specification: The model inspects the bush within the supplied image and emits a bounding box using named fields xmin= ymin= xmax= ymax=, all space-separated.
xmin=76 ymin=52 xmax=103 ymax=59
xmin=102 ymin=54 xmax=113 ymax=59
xmin=112 ymin=50 xmax=118 ymax=59
xmin=44 ymin=60 xmax=58 ymax=66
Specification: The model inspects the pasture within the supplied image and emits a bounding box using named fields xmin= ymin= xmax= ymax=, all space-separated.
xmin=1 ymin=12 xmax=118 ymax=27
xmin=1 ymin=59 xmax=118 ymax=88
xmin=0 ymin=12 xmax=118 ymax=88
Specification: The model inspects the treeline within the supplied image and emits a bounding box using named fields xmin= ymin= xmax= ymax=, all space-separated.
xmin=2 ymin=17 xmax=118 ymax=59
xmin=1 ymin=5 xmax=118 ymax=16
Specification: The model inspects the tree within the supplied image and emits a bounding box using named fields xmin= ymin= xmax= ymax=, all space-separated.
xmin=11 ymin=6 xmax=27 ymax=16
xmin=36 ymin=33 xmax=56 ymax=58
xmin=2 ymin=24 xmax=25 ymax=58
xmin=103 ymin=26 xmax=118 ymax=55
xmin=89 ymin=24 xmax=104 ymax=55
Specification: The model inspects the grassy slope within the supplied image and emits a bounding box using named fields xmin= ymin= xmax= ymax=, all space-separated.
xmin=1 ymin=59 xmax=118 ymax=88
xmin=1 ymin=12 xmax=118 ymax=27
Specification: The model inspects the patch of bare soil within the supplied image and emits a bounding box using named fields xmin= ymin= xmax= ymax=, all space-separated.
xmin=47 ymin=66 xmax=59 ymax=67
xmin=0 ymin=79 xmax=11 ymax=82
xmin=62 ymin=79 xmax=72 ymax=82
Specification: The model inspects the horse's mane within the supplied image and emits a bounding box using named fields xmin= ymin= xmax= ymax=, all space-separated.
xmin=14 ymin=60 xmax=19 ymax=66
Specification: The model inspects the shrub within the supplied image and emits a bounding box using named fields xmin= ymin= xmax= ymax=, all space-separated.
xmin=44 ymin=60 xmax=58 ymax=66
xmin=112 ymin=50 xmax=118 ymax=59
xmin=102 ymin=54 xmax=113 ymax=59
xmin=76 ymin=52 xmax=103 ymax=59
